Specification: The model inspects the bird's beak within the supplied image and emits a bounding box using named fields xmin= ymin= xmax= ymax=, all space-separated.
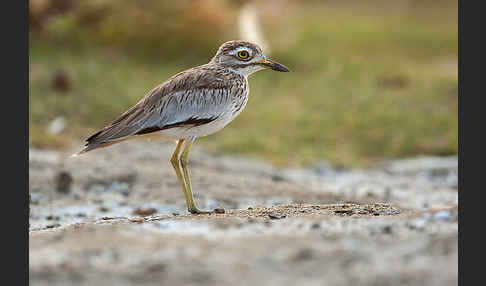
xmin=256 ymin=59 xmax=291 ymax=72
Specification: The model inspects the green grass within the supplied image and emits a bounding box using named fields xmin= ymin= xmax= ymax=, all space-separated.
xmin=29 ymin=3 xmax=457 ymax=167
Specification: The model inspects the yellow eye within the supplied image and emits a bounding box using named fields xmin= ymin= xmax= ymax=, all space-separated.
xmin=237 ymin=50 xmax=250 ymax=59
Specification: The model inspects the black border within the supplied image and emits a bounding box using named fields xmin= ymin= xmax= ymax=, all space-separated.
xmin=459 ymin=0 xmax=484 ymax=284
xmin=4 ymin=0 xmax=28 ymax=285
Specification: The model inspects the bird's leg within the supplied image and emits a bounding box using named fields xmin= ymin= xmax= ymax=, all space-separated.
xmin=170 ymin=139 xmax=193 ymax=213
xmin=180 ymin=137 xmax=210 ymax=214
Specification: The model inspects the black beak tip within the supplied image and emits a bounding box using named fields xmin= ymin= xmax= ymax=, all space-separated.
xmin=264 ymin=59 xmax=291 ymax=72
xmin=273 ymin=63 xmax=291 ymax=72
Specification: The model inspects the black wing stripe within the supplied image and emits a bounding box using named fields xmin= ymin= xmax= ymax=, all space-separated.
xmin=134 ymin=116 xmax=218 ymax=135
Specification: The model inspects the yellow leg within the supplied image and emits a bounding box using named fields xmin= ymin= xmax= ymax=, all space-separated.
xmin=170 ymin=139 xmax=208 ymax=214
xmin=180 ymin=138 xmax=209 ymax=214
xmin=170 ymin=139 xmax=192 ymax=212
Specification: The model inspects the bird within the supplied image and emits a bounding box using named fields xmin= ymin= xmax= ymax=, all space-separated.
xmin=73 ymin=40 xmax=290 ymax=214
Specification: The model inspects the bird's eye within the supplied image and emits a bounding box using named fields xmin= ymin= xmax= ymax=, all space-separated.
xmin=237 ymin=50 xmax=250 ymax=60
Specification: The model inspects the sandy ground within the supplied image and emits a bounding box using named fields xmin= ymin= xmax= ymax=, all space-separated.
xmin=29 ymin=140 xmax=458 ymax=286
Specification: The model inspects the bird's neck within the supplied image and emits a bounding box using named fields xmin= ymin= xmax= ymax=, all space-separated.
xmin=227 ymin=67 xmax=250 ymax=79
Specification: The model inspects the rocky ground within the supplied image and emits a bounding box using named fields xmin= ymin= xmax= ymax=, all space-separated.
xmin=29 ymin=140 xmax=458 ymax=286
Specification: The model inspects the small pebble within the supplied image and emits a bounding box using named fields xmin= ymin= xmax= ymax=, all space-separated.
xmin=311 ymin=223 xmax=320 ymax=230
xmin=172 ymin=212 xmax=180 ymax=216
xmin=133 ymin=207 xmax=157 ymax=216
xmin=271 ymin=174 xmax=285 ymax=182
xmin=291 ymin=248 xmax=314 ymax=261
xmin=213 ymin=208 xmax=225 ymax=214
xmin=55 ymin=171 xmax=73 ymax=194
xmin=268 ymin=212 xmax=286 ymax=219
xmin=45 ymin=223 xmax=61 ymax=229
xmin=99 ymin=207 xmax=110 ymax=212
xmin=335 ymin=209 xmax=354 ymax=215
xmin=46 ymin=215 xmax=60 ymax=221
xmin=381 ymin=225 xmax=393 ymax=234
xmin=130 ymin=217 xmax=145 ymax=223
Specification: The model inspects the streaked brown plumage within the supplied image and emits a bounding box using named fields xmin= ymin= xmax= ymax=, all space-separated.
xmin=74 ymin=40 xmax=290 ymax=214
xmin=79 ymin=66 xmax=247 ymax=153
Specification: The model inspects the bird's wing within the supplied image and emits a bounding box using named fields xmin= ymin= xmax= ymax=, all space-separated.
xmin=78 ymin=66 xmax=240 ymax=153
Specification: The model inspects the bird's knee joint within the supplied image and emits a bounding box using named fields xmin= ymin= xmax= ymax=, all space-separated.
xmin=170 ymin=156 xmax=180 ymax=167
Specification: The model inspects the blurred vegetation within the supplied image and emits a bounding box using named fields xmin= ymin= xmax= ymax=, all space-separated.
xmin=29 ymin=0 xmax=458 ymax=167
xmin=29 ymin=0 xmax=240 ymax=59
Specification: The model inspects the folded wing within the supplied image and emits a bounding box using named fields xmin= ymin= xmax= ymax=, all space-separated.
xmin=76 ymin=67 xmax=234 ymax=154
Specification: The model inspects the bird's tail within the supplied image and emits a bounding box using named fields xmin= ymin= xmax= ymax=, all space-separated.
xmin=71 ymin=126 xmax=134 ymax=157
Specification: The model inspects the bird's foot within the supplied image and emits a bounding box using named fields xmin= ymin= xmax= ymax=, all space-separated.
xmin=188 ymin=206 xmax=211 ymax=215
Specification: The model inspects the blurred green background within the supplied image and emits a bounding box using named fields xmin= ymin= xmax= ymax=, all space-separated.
xmin=29 ymin=0 xmax=458 ymax=167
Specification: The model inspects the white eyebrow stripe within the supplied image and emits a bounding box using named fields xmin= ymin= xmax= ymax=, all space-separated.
xmin=229 ymin=46 xmax=253 ymax=56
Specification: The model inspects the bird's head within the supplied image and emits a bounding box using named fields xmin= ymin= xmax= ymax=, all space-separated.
xmin=211 ymin=40 xmax=290 ymax=76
